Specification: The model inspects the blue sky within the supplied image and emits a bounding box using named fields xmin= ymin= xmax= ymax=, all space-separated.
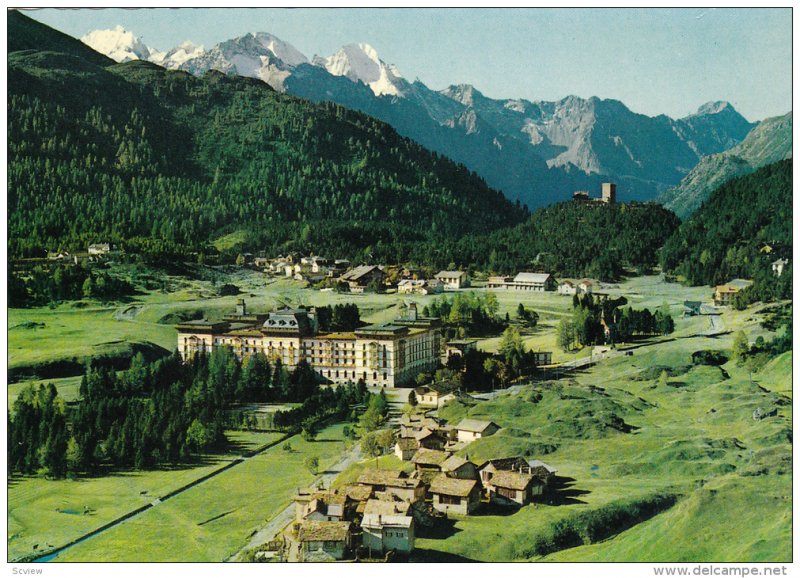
xmin=24 ymin=7 xmax=792 ymax=121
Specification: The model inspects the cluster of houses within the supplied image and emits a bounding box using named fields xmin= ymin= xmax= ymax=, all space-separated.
xmin=46 ymin=243 xmax=121 ymax=265
xmin=253 ymin=253 xmax=474 ymax=294
xmin=277 ymin=413 xmax=556 ymax=562
xmin=249 ymin=252 xmax=614 ymax=300
xmin=395 ymin=414 xmax=555 ymax=512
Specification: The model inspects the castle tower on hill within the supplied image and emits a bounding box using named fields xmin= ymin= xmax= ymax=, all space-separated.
xmin=602 ymin=182 xmax=616 ymax=204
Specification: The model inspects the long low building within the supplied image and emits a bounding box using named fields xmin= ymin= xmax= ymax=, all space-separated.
xmin=487 ymin=272 xmax=556 ymax=292
xmin=177 ymin=302 xmax=441 ymax=388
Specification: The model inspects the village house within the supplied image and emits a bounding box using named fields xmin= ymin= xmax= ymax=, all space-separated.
xmin=363 ymin=498 xmax=412 ymax=517
xmin=772 ymin=258 xmax=789 ymax=277
xmin=356 ymin=470 xmax=426 ymax=503
xmin=88 ymin=242 xmax=119 ymax=256
xmin=361 ymin=513 xmax=415 ymax=555
xmin=683 ymin=301 xmax=702 ymax=316
xmin=455 ymin=419 xmax=501 ymax=443
xmin=302 ymin=494 xmax=348 ymax=522
xmin=414 ymin=385 xmax=444 ymax=408
xmin=411 ymin=448 xmax=450 ymax=473
xmin=478 ymin=457 xmax=529 ymax=486
xmin=325 ymin=259 xmax=351 ymax=278
xmin=339 ymin=265 xmax=386 ymax=293
xmin=441 ymin=455 xmax=479 ymax=480
xmin=485 ymin=469 xmax=545 ymax=506
xmin=527 ymin=460 xmax=557 ymax=485
xmin=293 ymin=486 xmax=367 ymax=522
xmin=394 ymin=437 xmax=418 ymax=461
xmin=398 ymin=413 xmax=423 ymax=438
xmin=435 ymin=270 xmax=470 ymax=290
xmin=557 ymin=279 xmax=577 ymax=295
xmin=713 ymin=279 xmax=753 ymax=306
xmin=397 ymin=279 xmax=444 ymax=295
xmin=177 ymin=302 xmax=441 ymax=388
xmin=414 ymin=428 xmax=448 ymax=451
xmin=530 ymin=351 xmax=553 ymax=366
xmin=284 ymin=520 xmax=354 ymax=562
xmin=428 ymin=475 xmax=482 ymax=516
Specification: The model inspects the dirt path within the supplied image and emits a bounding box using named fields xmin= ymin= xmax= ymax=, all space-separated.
xmin=227 ymin=439 xmax=364 ymax=561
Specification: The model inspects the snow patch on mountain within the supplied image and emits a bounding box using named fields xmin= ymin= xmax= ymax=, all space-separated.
xmin=81 ymin=25 xmax=156 ymax=63
xmin=314 ymin=43 xmax=406 ymax=97
xmin=253 ymin=32 xmax=308 ymax=67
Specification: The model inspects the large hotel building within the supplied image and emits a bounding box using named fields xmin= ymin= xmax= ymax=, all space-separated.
xmin=176 ymin=301 xmax=441 ymax=388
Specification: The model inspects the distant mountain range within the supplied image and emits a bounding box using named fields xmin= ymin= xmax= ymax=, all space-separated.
xmin=79 ymin=24 xmax=763 ymax=209
xmin=658 ymin=111 xmax=792 ymax=219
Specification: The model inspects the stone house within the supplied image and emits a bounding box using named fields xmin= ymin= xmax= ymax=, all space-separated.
xmin=361 ymin=514 xmax=415 ymax=554
xmin=356 ymin=470 xmax=426 ymax=503
xmin=441 ymin=455 xmax=479 ymax=480
xmin=435 ymin=270 xmax=469 ymax=290
xmin=284 ymin=520 xmax=353 ymax=562
xmin=428 ymin=475 xmax=481 ymax=516
xmin=394 ymin=437 xmax=418 ymax=461
xmin=455 ymin=419 xmax=501 ymax=443
xmin=485 ymin=469 xmax=545 ymax=506
xmin=411 ymin=448 xmax=449 ymax=473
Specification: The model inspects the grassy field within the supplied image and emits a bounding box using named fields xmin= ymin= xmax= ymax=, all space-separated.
xmin=8 ymin=430 xmax=280 ymax=561
xmin=52 ymin=423 xmax=350 ymax=562
xmin=409 ymin=297 xmax=792 ymax=562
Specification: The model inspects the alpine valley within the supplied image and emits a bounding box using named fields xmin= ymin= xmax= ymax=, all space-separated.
xmin=7 ymin=10 xmax=792 ymax=567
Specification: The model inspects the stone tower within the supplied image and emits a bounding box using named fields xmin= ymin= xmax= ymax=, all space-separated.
xmin=602 ymin=182 xmax=616 ymax=204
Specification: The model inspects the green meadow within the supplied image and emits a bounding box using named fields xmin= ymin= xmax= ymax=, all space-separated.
xmin=8 ymin=430 xmax=280 ymax=561
xmin=54 ymin=423 xmax=349 ymax=562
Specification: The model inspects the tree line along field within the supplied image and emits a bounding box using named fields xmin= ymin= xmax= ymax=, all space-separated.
xmin=7 ymin=430 xmax=280 ymax=561
xmin=9 ymin=423 xmax=350 ymax=562
xmin=50 ymin=423 xmax=351 ymax=562
xmin=7 ymin=266 xmax=791 ymax=562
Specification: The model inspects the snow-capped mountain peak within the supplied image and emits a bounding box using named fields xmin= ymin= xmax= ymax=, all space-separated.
xmin=81 ymin=25 xmax=155 ymax=63
xmin=253 ymin=32 xmax=308 ymax=67
xmin=314 ymin=43 xmax=406 ymax=97
xmin=152 ymin=40 xmax=205 ymax=68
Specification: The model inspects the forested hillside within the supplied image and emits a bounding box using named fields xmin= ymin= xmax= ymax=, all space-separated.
xmin=443 ymin=201 xmax=681 ymax=280
xmin=660 ymin=159 xmax=792 ymax=300
xmin=8 ymin=12 xmax=526 ymax=258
